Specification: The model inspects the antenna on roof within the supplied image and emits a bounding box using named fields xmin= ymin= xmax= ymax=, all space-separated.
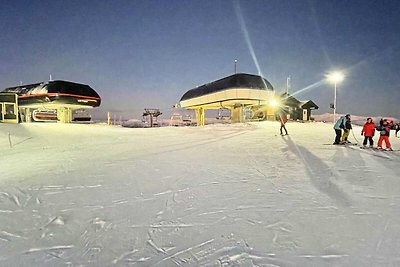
xmin=286 ymin=75 xmax=291 ymax=95
xmin=49 ymin=74 xmax=53 ymax=81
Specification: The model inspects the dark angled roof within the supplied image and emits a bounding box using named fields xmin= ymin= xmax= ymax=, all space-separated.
xmin=280 ymin=93 xmax=319 ymax=109
xmin=2 ymin=80 xmax=100 ymax=99
xmin=180 ymin=73 xmax=274 ymax=101
xmin=280 ymin=92 xmax=301 ymax=107
xmin=300 ymin=100 xmax=319 ymax=109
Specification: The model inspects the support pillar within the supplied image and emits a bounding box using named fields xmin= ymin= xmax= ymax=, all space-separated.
xmin=231 ymin=105 xmax=244 ymax=123
xmin=195 ymin=107 xmax=205 ymax=126
xmin=57 ymin=108 xmax=73 ymax=123
xmin=25 ymin=108 xmax=31 ymax=122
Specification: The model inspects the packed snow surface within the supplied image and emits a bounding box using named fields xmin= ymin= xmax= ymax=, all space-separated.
xmin=1 ymin=121 xmax=399 ymax=266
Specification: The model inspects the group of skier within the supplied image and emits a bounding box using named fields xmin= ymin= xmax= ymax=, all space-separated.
xmin=333 ymin=115 xmax=399 ymax=151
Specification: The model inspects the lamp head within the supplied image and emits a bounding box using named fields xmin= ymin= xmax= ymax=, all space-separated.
xmin=327 ymin=71 xmax=344 ymax=83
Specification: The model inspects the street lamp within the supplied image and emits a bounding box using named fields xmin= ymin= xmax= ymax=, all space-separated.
xmin=327 ymin=71 xmax=344 ymax=123
xmin=234 ymin=59 xmax=238 ymax=74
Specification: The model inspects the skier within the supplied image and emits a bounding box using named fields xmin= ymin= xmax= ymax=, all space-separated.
xmin=378 ymin=118 xmax=384 ymax=128
xmin=276 ymin=109 xmax=288 ymax=135
xmin=377 ymin=119 xmax=393 ymax=151
xmin=395 ymin=122 xmax=400 ymax=137
xmin=333 ymin=114 xmax=349 ymax=145
xmin=361 ymin=117 xmax=375 ymax=147
xmin=341 ymin=115 xmax=352 ymax=143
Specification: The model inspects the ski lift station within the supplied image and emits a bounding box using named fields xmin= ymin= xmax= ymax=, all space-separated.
xmin=178 ymin=73 xmax=277 ymax=125
xmin=1 ymin=74 xmax=318 ymax=125
xmin=0 ymin=80 xmax=101 ymax=123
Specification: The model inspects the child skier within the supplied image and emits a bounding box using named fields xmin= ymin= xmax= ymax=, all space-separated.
xmin=341 ymin=115 xmax=352 ymax=143
xmin=361 ymin=118 xmax=375 ymax=147
xmin=377 ymin=119 xmax=393 ymax=151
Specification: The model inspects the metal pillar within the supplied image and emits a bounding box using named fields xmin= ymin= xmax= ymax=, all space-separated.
xmin=195 ymin=108 xmax=205 ymax=126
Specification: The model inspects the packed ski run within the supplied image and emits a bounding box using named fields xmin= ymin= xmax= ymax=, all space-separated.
xmin=1 ymin=121 xmax=400 ymax=266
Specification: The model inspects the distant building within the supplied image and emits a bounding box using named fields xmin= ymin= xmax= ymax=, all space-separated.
xmin=0 ymin=80 xmax=101 ymax=123
xmin=280 ymin=92 xmax=319 ymax=121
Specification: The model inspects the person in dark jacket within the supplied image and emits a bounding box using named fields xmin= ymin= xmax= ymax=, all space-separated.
xmin=277 ymin=110 xmax=288 ymax=135
xmin=395 ymin=123 xmax=400 ymax=137
xmin=377 ymin=119 xmax=392 ymax=150
xmin=379 ymin=118 xmax=384 ymax=128
xmin=361 ymin=118 xmax=375 ymax=147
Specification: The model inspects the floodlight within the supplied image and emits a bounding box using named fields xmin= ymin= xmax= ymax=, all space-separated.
xmin=326 ymin=71 xmax=345 ymax=123
xmin=270 ymin=99 xmax=280 ymax=107
xmin=327 ymin=71 xmax=344 ymax=83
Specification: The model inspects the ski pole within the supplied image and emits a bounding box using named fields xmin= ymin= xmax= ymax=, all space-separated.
xmin=351 ymin=129 xmax=360 ymax=144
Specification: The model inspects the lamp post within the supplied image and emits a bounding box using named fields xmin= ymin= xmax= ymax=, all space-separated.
xmin=234 ymin=59 xmax=238 ymax=74
xmin=327 ymin=71 xmax=344 ymax=123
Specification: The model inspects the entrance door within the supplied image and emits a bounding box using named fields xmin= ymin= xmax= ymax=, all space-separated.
xmin=302 ymin=109 xmax=308 ymax=121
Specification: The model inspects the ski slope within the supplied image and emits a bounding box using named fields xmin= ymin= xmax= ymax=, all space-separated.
xmin=1 ymin=121 xmax=399 ymax=266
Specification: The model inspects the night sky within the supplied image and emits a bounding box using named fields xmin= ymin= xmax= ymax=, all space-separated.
xmin=1 ymin=0 xmax=399 ymax=119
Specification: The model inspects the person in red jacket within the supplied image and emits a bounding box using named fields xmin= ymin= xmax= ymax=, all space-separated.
xmin=361 ymin=118 xmax=375 ymax=147
xmin=377 ymin=119 xmax=393 ymax=150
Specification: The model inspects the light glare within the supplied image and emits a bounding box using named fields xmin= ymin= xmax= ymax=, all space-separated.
xmin=270 ymin=99 xmax=279 ymax=107
xmin=327 ymin=71 xmax=344 ymax=83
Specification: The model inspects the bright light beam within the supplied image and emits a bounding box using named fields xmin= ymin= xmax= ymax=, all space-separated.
xmin=289 ymin=80 xmax=325 ymax=98
xmin=234 ymin=1 xmax=269 ymax=89
xmin=234 ymin=0 xmax=344 ymax=102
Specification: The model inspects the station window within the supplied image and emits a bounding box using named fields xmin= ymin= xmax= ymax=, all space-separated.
xmin=4 ymin=103 xmax=17 ymax=119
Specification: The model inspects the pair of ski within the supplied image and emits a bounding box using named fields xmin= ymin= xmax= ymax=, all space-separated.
xmin=334 ymin=144 xmax=399 ymax=160
xmin=324 ymin=143 xmax=399 ymax=152
xmin=324 ymin=143 xmax=357 ymax=146
xmin=360 ymin=146 xmax=398 ymax=152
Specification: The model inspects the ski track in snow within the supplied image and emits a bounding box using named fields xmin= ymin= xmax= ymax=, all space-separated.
xmin=1 ymin=122 xmax=400 ymax=266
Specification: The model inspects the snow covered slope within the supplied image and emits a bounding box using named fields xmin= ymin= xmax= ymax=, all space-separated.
xmin=1 ymin=122 xmax=399 ymax=266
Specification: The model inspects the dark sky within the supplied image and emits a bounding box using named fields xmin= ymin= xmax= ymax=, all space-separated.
xmin=1 ymin=0 xmax=399 ymax=119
